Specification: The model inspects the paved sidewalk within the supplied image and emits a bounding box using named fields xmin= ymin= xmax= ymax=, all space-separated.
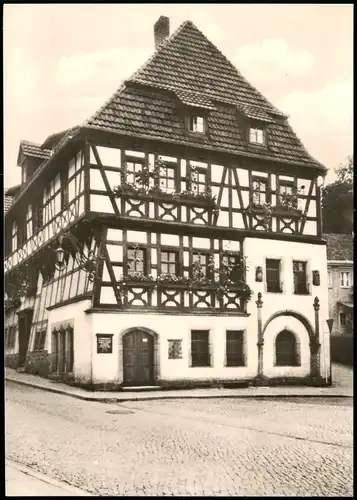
xmin=5 ymin=365 xmax=353 ymax=402
xmin=5 ymin=460 xmax=92 ymax=496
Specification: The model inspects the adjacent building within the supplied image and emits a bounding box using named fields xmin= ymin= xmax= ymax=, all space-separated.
xmin=4 ymin=16 xmax=331 ymax=389
xmin=324 ymin=233 xmax=353 ymax=336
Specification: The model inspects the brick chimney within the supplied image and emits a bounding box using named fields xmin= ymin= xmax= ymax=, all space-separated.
xmin=154 ymin=16 xmax=170 ymax=49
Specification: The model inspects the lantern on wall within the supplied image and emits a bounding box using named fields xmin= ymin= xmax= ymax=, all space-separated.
xmin=255 ymin=266 xmax=263 ymax=282
xmin=55 ymin=237 xmax=65 ymax=271
xmin=312 ymin=270 xmax=320 ymax=286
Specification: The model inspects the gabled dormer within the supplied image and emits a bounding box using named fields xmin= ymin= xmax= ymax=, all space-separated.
xmin=17 ymin=140 xmax=52 ymax=186
xmin=174 ymin=89 xmax=216 ymax=137
xmin=236 ymin=105 xmax=277 ymax=150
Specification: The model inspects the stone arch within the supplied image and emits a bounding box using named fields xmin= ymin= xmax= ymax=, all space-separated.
xmin=119 ymin=327 xmax=160 ymax=385
xmin=262 ymin=310 xmax=315 ymax=343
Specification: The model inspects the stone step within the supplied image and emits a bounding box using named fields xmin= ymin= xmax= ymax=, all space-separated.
xmin=122 ymin=386 xmax=162 ymax=392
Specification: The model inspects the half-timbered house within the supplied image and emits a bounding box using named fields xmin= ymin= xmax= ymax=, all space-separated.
xmin=4 ymin=16 xmax=331 ymax=389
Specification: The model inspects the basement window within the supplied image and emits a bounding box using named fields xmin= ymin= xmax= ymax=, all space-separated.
xmin=188 ymin=116 xmax=205 ymax=134
xmin=249 ymin=127 xmax=265 ymax=145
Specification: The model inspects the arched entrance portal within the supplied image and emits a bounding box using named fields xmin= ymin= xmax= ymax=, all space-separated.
xmin=123 ymin=329 xmax=154 ymax=386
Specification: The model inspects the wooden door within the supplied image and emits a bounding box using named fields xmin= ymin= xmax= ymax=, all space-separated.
xmin=59 ymin=331 xmax=66 ymax=373
xmin=17 ymin=310 xmax=33 ymax=368
xmin=123 ymin=330 xmax=154 ymax=386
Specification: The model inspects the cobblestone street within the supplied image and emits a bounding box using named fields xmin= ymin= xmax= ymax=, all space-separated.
xmin=6 ymin=381 xmax=353 ymax=496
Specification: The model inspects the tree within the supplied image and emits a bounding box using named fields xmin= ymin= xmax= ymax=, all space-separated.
xmin=335 ymin=155 xmax=353 ymax=184
xmin=322 ymin=156 xmax=353 ymax=234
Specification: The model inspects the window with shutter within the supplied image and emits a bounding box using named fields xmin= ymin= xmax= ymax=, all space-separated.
xmin=266 ymin=259 xmax=282 ymax=293
xmin=293 ymin=261 xmax=308 ymax=295
xmin=226 ymin=330 xmax=245 ymax=367
xmin=191 ymin=330 xmax=210 ymax=367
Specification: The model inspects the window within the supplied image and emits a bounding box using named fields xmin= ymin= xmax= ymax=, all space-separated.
xmin=249 ymin=127 xmax=265 ymax=145
xmin=127 ymin=247 xmax=146 ymax=274
xmin=159 ymin=163 xmax=176 ymax=193
xmin=191 ymin=330 xmax=210 ymax=367
xmin=17 ymin=216 xmax=27 ymax=246
xmin=293 ymin=261 xmax=308 ymax=295
xmin=340 ymin=271 xmax=352 ymax=288
xmin=21 ymin=165 xmax=27 ymax=184
xmin=26 ymin=205 xmax=33 ymax=240
xmin=275 ymin=330 xmax=299 ymax=366
xmin=192 ymin=253 xmax=210 ymax=278
xmin=11 ymin=222 xmax=17 ymax=252
xmin=189 ymin=116 xmax=205 ymax=133
xmin=6 ymin=326 xmax=16 ymax=348
xmin=5 ymin=226 xmax=12 ymax=257
xmin=161 ymin=250 xmax=178 ymax=275
xmin=190 ymin=166 xmax=207 ymax=194
xmin=34 ymin=329 xmax=47 ymax=351
xmin=328 ymin=271 xmax=333 ymax=288
xmin=279 ymin=181 xmax=297 ymax=208
xmin=266 ymin=259 xmax=282 ymax=293
xmin=126 ymin=161 xmax=144 ymax=185
xmin=226 ymin=330 xmax=245 ymax=367
xmin=61 ymin=168 xmax=69 ymax=209
xmin=33 ymin=201 xmax=43 ymax=233
xmin=252 ymin=176 xmax=268 ymax=204
xmin=221 ymin=254 xmax=242 ymax=282
xmin=52 ymin=326 xmax=74 ymax=373
xmin=340 ymin=312 xmax=347 ymax=327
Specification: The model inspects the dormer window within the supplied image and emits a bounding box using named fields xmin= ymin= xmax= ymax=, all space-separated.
xmin=189 ymin=116 xmax=205 ymax=134
xmin=21 ymin=165 xmax=27 ymax=184
xmin=249 ymin=127 xmax=265 ymax=145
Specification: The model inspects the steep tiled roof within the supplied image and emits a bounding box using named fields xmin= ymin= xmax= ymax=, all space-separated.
xmin=86 ymin=20 xmax=325 ymax=171
xmin=323 ymin=233 xmax=354 ymax=261
xmin=19 ymin=140 xmax=52 ymax=160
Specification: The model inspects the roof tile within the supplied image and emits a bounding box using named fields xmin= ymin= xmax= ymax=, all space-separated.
xmin=20 ymin=140 xmax=52 ymax=160
xmin=86 ymin=21 xmax=324 ymax=170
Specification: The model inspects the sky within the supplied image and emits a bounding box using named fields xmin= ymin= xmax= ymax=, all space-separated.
xmin=3 ymin=4 xmax=353 ymax=189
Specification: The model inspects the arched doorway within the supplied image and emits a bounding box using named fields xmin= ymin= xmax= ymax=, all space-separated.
xmin=123 ymin=329 xmax=154 ymax=386
xmin=275 ymin=330 xmax=300 ymax=367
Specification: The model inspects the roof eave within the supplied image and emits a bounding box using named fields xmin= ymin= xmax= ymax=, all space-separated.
xmin=6 ymin=128 xmax=81 ymax=217
xmin=83 ymin=124 xmax=327 ymax=173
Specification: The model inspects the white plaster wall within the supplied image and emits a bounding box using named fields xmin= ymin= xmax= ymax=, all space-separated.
xmin=90 ymin=313 xmax=257 ymax=384
xmin=244 ymin=238 xmax=330 ymax=379
xmin=47 ymin=299 xmax=92 ymax=383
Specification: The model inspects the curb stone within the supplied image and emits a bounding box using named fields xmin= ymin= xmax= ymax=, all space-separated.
xmin=5 ymin=376 xmax=352 ymax=403
xmin=6 ymin=458 xmax=94 ymax=496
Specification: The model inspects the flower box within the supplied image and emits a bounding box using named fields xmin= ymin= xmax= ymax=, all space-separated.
xmin=118 ymin=280 xmax=156 ymax=288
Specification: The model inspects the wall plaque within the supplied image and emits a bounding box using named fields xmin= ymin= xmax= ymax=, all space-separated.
xmin=96 ymin=334 xmax=113 ymax=354
xmin=168 ymin=339 xmax=183 ymax=359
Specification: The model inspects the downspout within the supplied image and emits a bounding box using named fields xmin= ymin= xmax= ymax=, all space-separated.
xmin=256 ymin=292 xmax=264 ymax=382
xmin=311 ymin=296 xmax=321 ymax=383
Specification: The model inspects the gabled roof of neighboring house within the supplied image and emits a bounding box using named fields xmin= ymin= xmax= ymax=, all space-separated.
xmin=4 ymin=185 xmax=21 ymax=213
xmin=5 ymin=184 xmax=21 ymax=196
xmin=85 ymin=20 xmax=325 ymax=171
xmin=323 ymin=233 xmax=354 ymax=261
xmin=4 ymin=195 xmax=13 ymax=212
